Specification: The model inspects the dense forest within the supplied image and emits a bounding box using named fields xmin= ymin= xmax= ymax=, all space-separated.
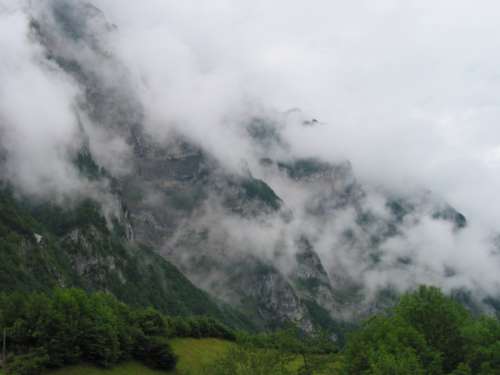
xmin=0 ymin=288 xmax=234 ymax=375
xmin=1 ymin=286 xmax=499 ymax=374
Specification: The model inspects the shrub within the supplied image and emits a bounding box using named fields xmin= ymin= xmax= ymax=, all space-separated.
xmin=140 ymin=336 xmax=177 ymax=370
xmin=5 ymin=350 xmax=49 ymax=375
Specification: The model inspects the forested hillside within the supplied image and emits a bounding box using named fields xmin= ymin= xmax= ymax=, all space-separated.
xmin=0 ymin=185 xmax=252 ymax=330
xmin=0 ymin=288 xmax=234 ymax=374
xmin=1 ymin=286 xmax=499 ymax=374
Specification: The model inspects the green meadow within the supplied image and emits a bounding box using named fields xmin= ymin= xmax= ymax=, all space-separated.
xmin=47 ymin=338 xmax=233 ymax=375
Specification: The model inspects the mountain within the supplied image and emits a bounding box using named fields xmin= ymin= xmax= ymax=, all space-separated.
xmin=1 ymin=0 xmax=498 ymax=339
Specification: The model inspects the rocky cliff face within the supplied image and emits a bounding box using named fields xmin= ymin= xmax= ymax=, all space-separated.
xmin=111 ymin=119 xmax=470 ymax=330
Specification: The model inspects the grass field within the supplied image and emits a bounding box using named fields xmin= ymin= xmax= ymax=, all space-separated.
xmin=49 ymin=362 xmax=170 ymax=375
xmin=47 ymin=338 xmax=233 ymax=375
xmin=3 ymin=339 xmax=339 ymax=374
xmin=170 ymin=338 xmax=234 ymax=374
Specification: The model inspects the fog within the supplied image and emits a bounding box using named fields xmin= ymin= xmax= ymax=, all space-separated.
xmin=1 ymin=0 xmax=500 ymax=305
xmin=95 ymin=0 xmax=500 ymax=225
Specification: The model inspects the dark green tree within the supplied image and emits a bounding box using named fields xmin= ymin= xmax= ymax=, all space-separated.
xmin=343 ymin=315 xmax=441 ymax=375
xmin=396 ymin=286 xmax=469 ymax=372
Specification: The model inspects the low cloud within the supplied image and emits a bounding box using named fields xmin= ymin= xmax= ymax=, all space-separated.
xmin=0 ymin=5 xmax=82 ymax=198
xmin=1 ymin=0 xmax=500 ymax=308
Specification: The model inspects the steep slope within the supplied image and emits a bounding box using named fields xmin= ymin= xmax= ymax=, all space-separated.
xmin=3 ymin=0 xmax=495 ymax=337
xmin=0 ymin=185 xmax=252 ymax=329
xmin=26 ymin=1 xmax=318 ymax=331
xmin=113 ymin=136 xmax=313 ymax=331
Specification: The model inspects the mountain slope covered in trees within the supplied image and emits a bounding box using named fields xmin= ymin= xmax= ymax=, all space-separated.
xmin=0 ymin=185 xmax=252 ymax=329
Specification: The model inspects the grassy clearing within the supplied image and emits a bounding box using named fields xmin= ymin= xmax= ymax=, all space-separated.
xmin=22 ymin=338 xmax=339 ymax=375
xmin=170 ymin=338 xmax=234 ymax=374
xmin=45 ymin=338 xmax=233 ymax=375
xmin=282 ymin=354 xmax=342 ymax=374
xmin=48 ymin=362 xmax=169 ymax=375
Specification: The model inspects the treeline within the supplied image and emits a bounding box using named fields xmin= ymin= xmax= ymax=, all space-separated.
xmin=193 ymin=326 xmax=338 ymax=375
xmin=196 ymin=286 xmax=500 ymax=375
xmin=2 ymin=286 xmax=500 ymax=375
xmin=343 ymin=286 xmax=500 ymax=374
xmin=0 ymin=288 xmax=235 ymax=375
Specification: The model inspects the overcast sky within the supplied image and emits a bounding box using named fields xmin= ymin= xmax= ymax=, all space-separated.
xmin=94 ymin=0 xmax=500 ymax=296
xmin=1 ymin=0 xmax=499 ymax=222
xmin=1 ymin=0 xmax=500 ymax=296
xmin=88 ymin=0 xmax=500 ymax=227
